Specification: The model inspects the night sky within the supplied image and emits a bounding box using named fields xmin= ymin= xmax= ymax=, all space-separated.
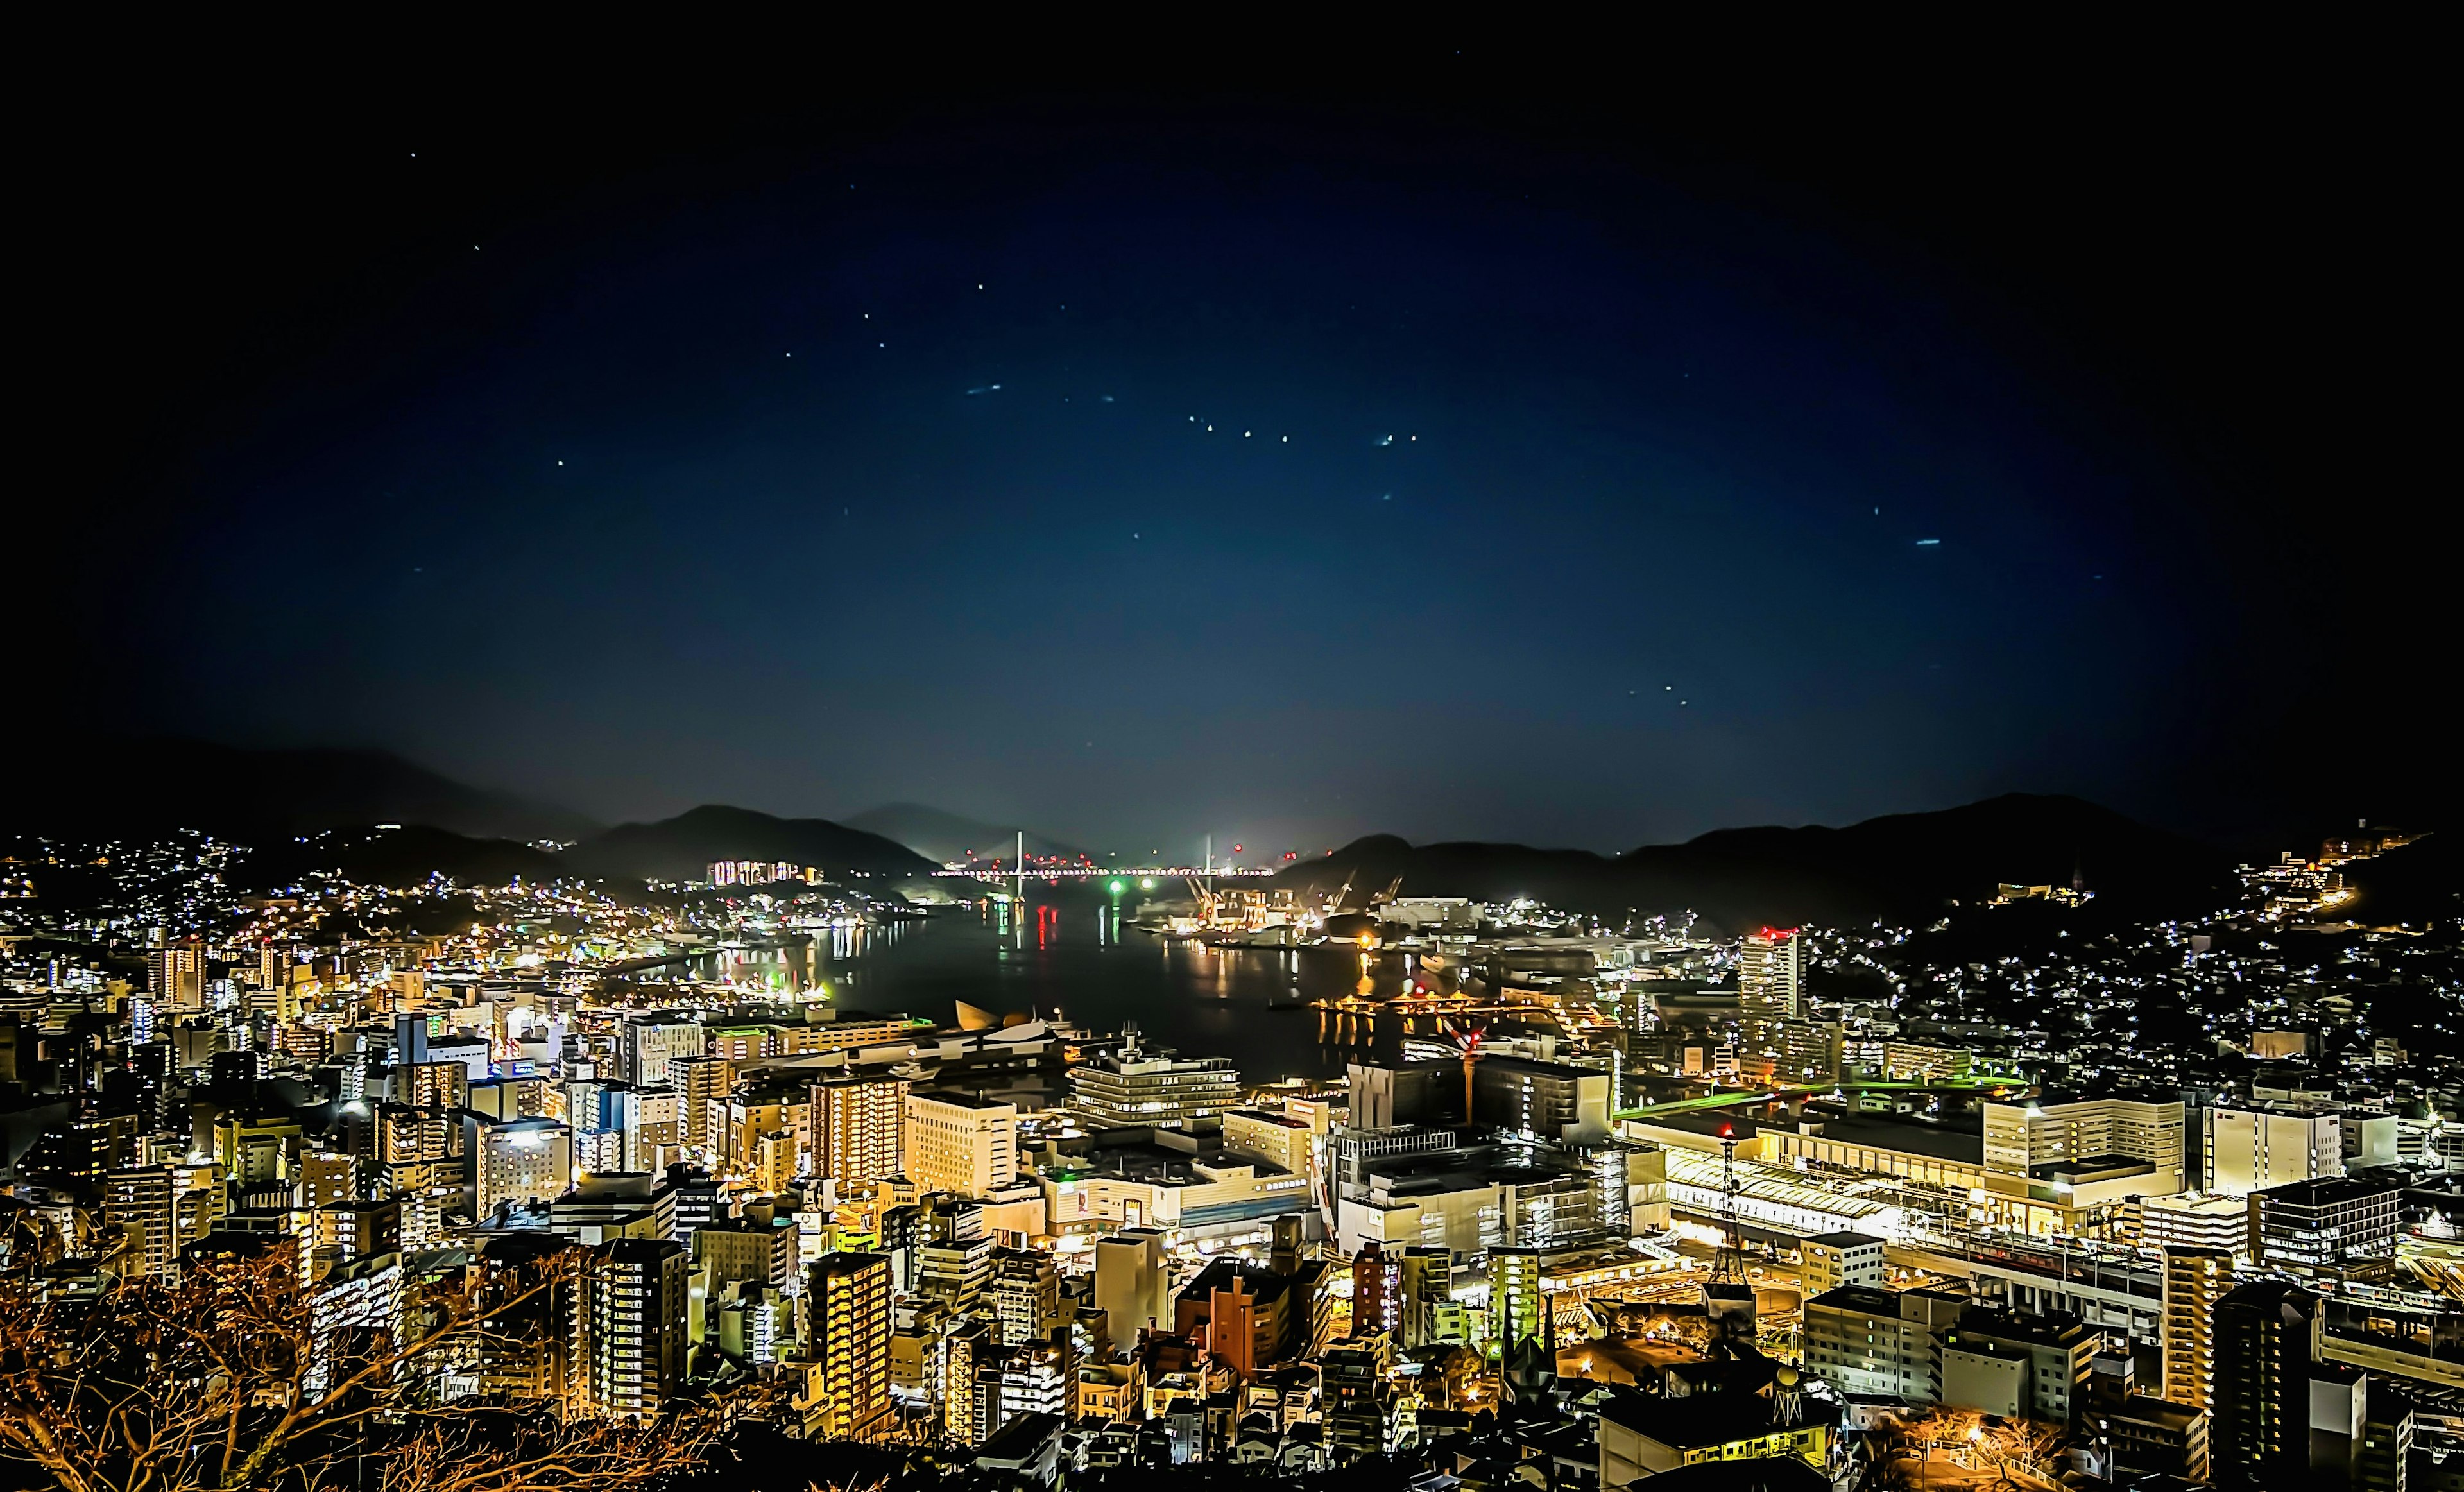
xmin=24 ymin=55 xmax=2443 ymax=855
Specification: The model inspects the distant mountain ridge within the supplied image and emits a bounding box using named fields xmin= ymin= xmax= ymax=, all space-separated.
xmin=843 ymin=802 xmax=1098 ymax=864
xmin=1275 ymin=794 xmax=2238 ymax=930
xmin=561 ymin=805 xmax=939 ymax=882
xmin=0 ymin=737 xmax=599 ymax=843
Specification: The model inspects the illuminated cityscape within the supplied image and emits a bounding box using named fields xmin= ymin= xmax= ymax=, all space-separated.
xmin=6 ymin=46 xmax=2449 ymax=1492
xmin=3 ymin=813 xmax=2458 ymax=1489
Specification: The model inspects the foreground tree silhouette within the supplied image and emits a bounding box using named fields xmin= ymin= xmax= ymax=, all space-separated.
xmin=0 ymin=1242 xmax=722 ymax=1492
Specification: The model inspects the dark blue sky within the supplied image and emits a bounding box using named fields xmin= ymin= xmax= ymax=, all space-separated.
xmin=28 ymin=63 xmax=2442 ymax=855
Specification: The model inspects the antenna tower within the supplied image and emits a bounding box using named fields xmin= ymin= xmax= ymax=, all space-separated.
xmin=1714 ymin=1121 xmax=1745 ymax=1283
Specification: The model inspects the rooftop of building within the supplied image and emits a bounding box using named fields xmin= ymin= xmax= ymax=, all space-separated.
xmin=1805 ymin=1284 xmax=1897 ymax=1316
xmin=910 ymin=1088 xmax=1018 ymax=1111
xmin=1999 ymin=1088 xmax=2182 ymax=1111
xmin=2219 ymin=1278 xmax=2322 ymax=1310
xmin=1808 ymin=1283 xmax=1966 ymax=1318
xmin=2030 ymin=1154 xmax=2159 ymax=1183
xmin=1176 ymin=1256 xmax=1302 ymax=1307
xmin=1802 ymin=1230 xmax=1887 ymax=1249
xmin=1040 ymin=1132 xmax=1293 ymax=1187
xmin=1794 ymin=1110 xmax=1985 ymax=1165
xmin=1946 ymin=1306 xmax=2090 ymax=1348
xmin=1224 ymin=1108 xmax=1310 ymax=1129
xmin=2142 ymin=1190 xmax=2247 ymax=1215
xmin=1598 ymin=1385 xmax=1825 ymax=1451
xmin=2254 ymin=1174 xmax=2400 ymax=1205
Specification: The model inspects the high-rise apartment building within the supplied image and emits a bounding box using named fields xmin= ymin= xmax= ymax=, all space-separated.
xmin=1397 ymin=1244 xmax=1457 ymax=1349
xmin=989 ymin=1248 xmax=1063 ymax=1348
xmin=103 ymin=1165 xmax=177 ymax=1276
xmin=472 ymin=1233 xmax=581 ymax=1404
xmin=394 ymin=1060 xmax=469 ymax=1110
xmin=1353 ymin=1240 xmax=1401 ymax=1338
xmin=905 ymin=1090 xmax=1018 ymax=1197
xmin=1487 ymin=1246 xmax=1543 ymax=1351
xmin=1737 ymin=927 xmax=1802 ymax=1030
xmin=2211 ymin=1280 xmax=2321 ymax=1488
xmin=2161 ymin=1246 xmax=2231 ymax=1411
xmin=575 ymin=1238 xmax=688 ymax=1419
xmin=672 ymin=1055 xmax=730 ymax=1151
xmin=805 ymin=1251 xmax=893 ymax=1440
xmin=941 ymin=1317 xmax=997 ymax=1446
xmin=606 ymin=1085 xmax=680 ymax=1172
xmin=149 ymin=943 xmax=205 ymax=1012
xmin=813 ymin=1074 xmax=911 ymax=1188
xmin=296 ymin=1151 xmax=359 ymax=1210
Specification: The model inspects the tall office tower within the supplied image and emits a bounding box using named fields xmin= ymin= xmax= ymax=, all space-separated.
xmin=989 ymin=1248 xmax=1063 ymax=1348
xmin=149 ymin=943 xmax=205 ymax=1013
xmin=621 ymin=1018 xmax=705 ymax=1087
xmin=1095 ymin=1229 xmax=1171 ymax=1348
xmin=1068 ymin=1031 xmax=1241 ymax=1130
xmin=2161 ymin=1247 xmax=2232 ymax=1411
xmin=1398 ymin=1244 xmax=1455 ymax=1349
xmin=1487 ymin=1246 xmax=1544 ymax=1353
xmin=2203 ymin=1102 xmax=2346 ymax=1195
xmin=672 ymin=1055 xmax=730 ymax=1151
xmin=806 ymin=1252 xmax=893 ymax=1441
xmin=103 ymin=1165 xmax=177 ymax=1276
xmin=812 ymin=1074 xmax=911 ymax=1189
xmin=475 ymin=1117 xmax=573 ymax=1215
xmin=1353 ymin=1240 xmax=1401 ymax=1337
xmin=575 ymin=1238 xmax=687 ymax=1419
xmin=904 ymin=1090 xmax=1018 ymax=1197
xmin=2211 ymin=1280 xmax=2322 ymax=1488
xmin=1736 ymin=927 xmax=1802 ymax=1041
